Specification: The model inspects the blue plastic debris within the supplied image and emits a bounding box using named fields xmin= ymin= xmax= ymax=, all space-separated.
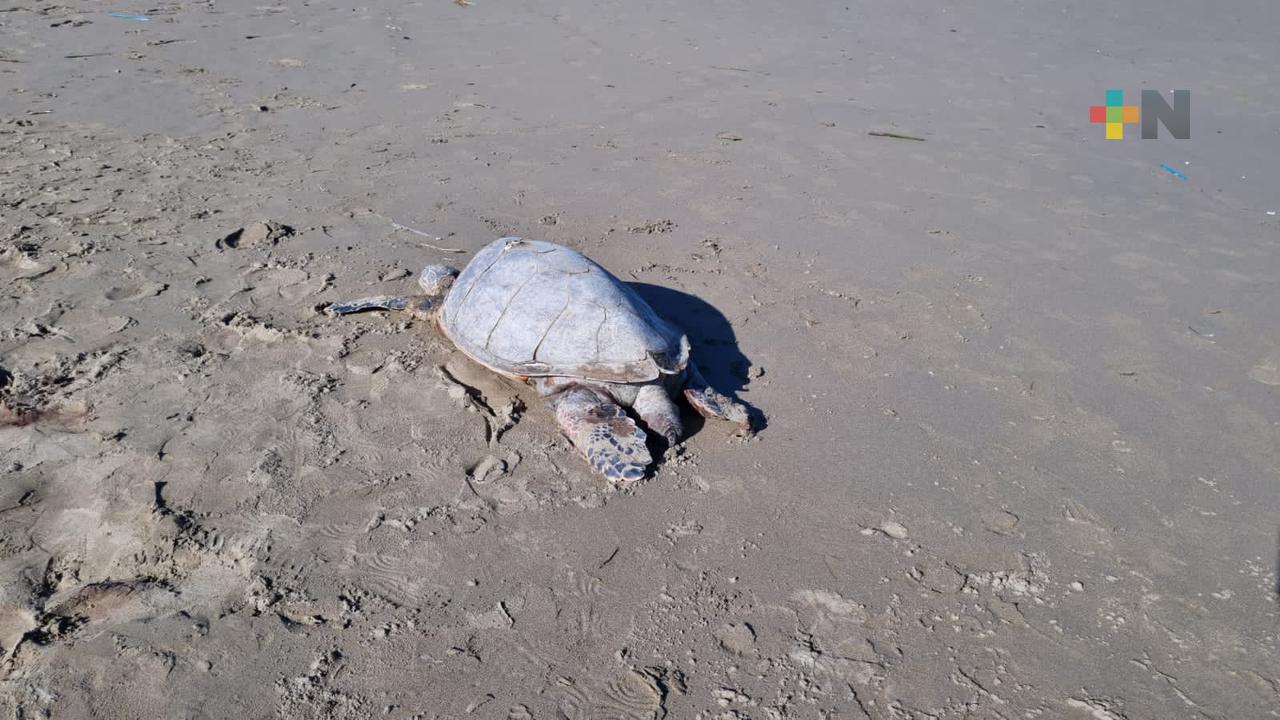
xmin=1159 ymin=163 xmax=1189 ymax=181
xmin=109 ymin=12 xmax=151 ymax=21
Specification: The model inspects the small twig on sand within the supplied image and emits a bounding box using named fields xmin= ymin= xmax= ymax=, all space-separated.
xmin=598 ymin=546 xmax=620 ymax=569
xmin=868 ymin=131 xmax=926 ymax=141
xmin=389 ymin=220 xmax=466 ymax=253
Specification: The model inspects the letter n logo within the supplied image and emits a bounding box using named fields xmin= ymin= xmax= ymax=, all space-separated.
xmin=1141 ymin=90 xmax=1191 ymax=139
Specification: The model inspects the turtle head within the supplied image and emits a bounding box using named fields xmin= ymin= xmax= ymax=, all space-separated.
xmin=418 ymin=264 xmax=459 ymax=299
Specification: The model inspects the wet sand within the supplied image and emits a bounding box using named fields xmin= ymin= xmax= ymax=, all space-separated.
xmin=2 ymin=1 xmax=1278 ymax=717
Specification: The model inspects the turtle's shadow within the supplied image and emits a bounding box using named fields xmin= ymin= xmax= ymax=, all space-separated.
xmin=627 ymin=283 xmax=766 ymax=435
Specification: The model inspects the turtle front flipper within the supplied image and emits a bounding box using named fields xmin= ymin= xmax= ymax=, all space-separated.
xmin=683 ymin=364 xmax=752 ymax=435
xmin=324 ymin=295 xmax=435 ymax=318
xmin=324 ymin=295 xmax=408 ymax=316
xmin=552 ymin=386 xmax=651 ymax=482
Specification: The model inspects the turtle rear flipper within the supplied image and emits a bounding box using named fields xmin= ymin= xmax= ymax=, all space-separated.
xmin=633 ymin=383 xmax=682 ymax=447
xmin=683 ymin=364 xmax=752 ymax=435
xmin=553 ymin=387 xmax=651 ymax=482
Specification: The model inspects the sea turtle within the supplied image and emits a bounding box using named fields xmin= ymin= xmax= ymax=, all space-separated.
xmin=326 ymin=237 xmax=751 ymax=481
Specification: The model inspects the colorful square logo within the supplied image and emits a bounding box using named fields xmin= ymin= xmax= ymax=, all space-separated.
xmin=1090 ymin=89 xmax=1140 ymax=140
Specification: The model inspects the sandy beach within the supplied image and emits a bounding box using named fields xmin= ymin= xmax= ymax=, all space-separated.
xmin=2 ymin=1 xmax=1278 ymax=717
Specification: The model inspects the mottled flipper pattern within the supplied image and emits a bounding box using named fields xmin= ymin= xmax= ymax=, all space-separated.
xmin=684 ymin=364 xmax=752 ymax=434
xmin=325 ymin=296 xmax=408 ymax=316
xmin=553 ymin=387 xmax=651 ymax=482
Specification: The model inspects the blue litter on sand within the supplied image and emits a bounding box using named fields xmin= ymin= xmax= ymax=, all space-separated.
xmin=1160 ymin=163 xmax=1189 ymax=181
xmin=110 ymin=12 xmax=151 ymax=21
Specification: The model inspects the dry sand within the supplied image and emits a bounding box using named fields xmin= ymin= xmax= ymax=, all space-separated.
xmin=2 ymin=1 xmax=1279 ymax=718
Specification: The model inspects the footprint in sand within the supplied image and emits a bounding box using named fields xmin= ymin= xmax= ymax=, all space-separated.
xmin=1247 ymin=357 xmax=1280 ymax=386
xmin=104 ymin=281 xmax=167 ymax=301
xmin=556 ymin=669 xmax=668 ymax=720
xmin=7 ymin=579 xmax=180 ymax=666
xmin=714 ymin=622 xmax=757 ymax=657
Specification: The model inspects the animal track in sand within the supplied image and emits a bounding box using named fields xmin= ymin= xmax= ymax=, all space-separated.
xmin=276 ymin=649 xmax=370 ymax=719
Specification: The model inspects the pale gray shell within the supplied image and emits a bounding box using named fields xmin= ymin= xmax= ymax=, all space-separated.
xmin=439 ymin=238 xmax=690 ymax=383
